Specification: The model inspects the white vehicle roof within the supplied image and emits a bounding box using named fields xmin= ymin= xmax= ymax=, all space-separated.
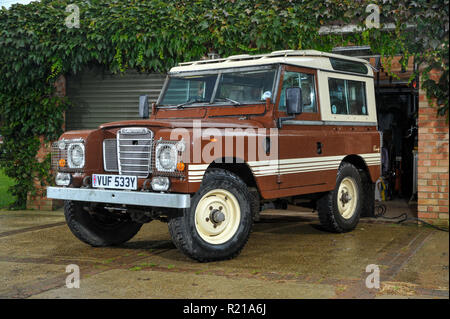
xmin=169 ymin=50 xmax=373 ymax=76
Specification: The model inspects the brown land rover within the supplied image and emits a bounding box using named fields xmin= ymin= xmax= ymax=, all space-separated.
xmin=47 ymin=50 xmax=381 ymax=262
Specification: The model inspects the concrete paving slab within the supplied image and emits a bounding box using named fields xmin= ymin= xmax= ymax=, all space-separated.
xmin=0 ymin=209 xmax=65 ymax=234
xmin=29 ymin=268 xmax=337 ymax=299
xmin=0 ymin=261 xmax=66 ymax=298
xmin=392 ymin=231 xmax=449 ymax=290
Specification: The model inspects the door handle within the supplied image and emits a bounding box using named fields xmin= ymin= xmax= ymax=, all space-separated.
xmin=317 ymin=142 xmax=323 ymax=155
xmin=264 ymin=137 xmax=271 ymax=154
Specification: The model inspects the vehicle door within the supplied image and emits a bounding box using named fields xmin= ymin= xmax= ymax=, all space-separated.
xmin=275 ymin=65 xmax=328 ymax=192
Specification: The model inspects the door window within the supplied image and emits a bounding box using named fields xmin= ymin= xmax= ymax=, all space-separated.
xmin=279 ymin=72 xmax=317 ymax=113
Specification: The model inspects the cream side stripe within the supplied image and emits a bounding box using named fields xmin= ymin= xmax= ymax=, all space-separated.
xmin=248 ymin=153 xmax=379 ymax=167
xmin=252 ymin=162 xmax=342 ymax=172
xmin=256 ymin=167 xmax=340 ymax=176
xmin=255 ymin=163 xmax=380 ymax=177
xmin=188 ymin=164 xmax=209 ymax=171
xmin=254 ymin=164 xmax=341 ymax=175
xmin=188 ymin=171 xmax=207 ymax=176
xmin=248 ymin=155 xmax=346 ymax=167
xmin=188 ymin=153 xmax=381 ymax=180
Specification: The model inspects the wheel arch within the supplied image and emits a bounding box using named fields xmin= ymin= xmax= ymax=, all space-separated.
xmin=205 ymin=157 xmax=258 ymax=189
xmin=340 ymin=154 xmax=372 ymax=181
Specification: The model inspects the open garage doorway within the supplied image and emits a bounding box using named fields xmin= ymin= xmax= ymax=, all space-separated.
xmin=333 ymin=46 xmax=419 ymax=218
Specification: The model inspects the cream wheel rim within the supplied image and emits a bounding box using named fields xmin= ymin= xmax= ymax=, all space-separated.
xmin=337 ymin=177 xmax=358 ymax=219
xmin=195 ymin=189 xmax=241 ymax=245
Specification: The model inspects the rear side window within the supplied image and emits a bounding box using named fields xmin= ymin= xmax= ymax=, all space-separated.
xmin=328 ymin=78 xmax=368 ymax=115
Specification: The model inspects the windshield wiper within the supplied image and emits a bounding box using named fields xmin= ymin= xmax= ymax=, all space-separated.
xmin=175 ymin=99 xmax=205 ymax=109
xmin=215 ymin=97 xmax=241 ymax=106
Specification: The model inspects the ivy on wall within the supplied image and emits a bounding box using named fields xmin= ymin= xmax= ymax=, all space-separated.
xmin=0 ymin=0 xmax=448 ymax=208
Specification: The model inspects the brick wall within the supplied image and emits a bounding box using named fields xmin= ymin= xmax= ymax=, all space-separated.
xmin=26 ymin=75 xmax=66 ymax=211
xmin=417 ymin=71 xmax=449 ymax=226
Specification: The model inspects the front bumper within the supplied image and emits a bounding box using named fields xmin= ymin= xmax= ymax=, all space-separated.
xmin=46 ymin=187 xmax=190 ymax=209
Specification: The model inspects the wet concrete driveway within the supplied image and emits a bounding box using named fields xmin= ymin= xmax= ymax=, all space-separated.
xmin=0 ymin=207 xmax=448 ymax=299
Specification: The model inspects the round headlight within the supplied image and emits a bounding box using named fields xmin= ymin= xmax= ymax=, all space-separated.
xmin=68 ymin=143 xmax=85 ymax=168
xmin=156 ymin=144 xmax=177 ymax=172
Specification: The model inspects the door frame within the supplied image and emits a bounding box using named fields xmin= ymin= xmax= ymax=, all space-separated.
xmin=274 ymin=65 xmax=322 ymax=122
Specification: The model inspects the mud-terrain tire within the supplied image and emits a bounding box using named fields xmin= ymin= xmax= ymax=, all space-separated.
xmin=317 ymin=162 xmax=363 ymax=233
xmin=64 ymin=200 xmax=142 ymax=247
xmin=168 ymin=169 xmax=253 ymax=262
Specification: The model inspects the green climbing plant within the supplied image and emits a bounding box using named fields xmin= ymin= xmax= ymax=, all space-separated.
xmin=0 ymin=0 xmax=448 ymax=208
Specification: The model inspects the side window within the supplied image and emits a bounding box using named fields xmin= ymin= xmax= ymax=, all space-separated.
xmin=279 ymin=71 xmax=317 ymax=113
xmin=328 ymin=78 xmax=368 ymax=115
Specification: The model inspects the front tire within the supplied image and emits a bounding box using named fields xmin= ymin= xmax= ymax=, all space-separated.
xmin=64 ymin=201 xmax=142 ymax=247
xmin=168 ymin=169 xmax=253 ymax=262
xmin=317 ymin=162 xmax=363 ymax=233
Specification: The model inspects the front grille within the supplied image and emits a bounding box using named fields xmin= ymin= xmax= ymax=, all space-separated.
xmin=117 ymin=128 xmax=153 ymax=178
xmin=103 ymin=139 xmax=118 ymax=172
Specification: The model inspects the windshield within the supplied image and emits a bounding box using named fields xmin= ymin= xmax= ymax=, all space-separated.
xmin=159 ymin=74 xmax=217 ymax=106
xmin=159 ymin=66 xmax=277 ymax=107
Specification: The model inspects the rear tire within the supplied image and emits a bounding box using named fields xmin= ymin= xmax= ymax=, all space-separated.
xmin=317 ymin=162 xmax=363 ymax=233
xmin=168 ymin=169 xmax=253 ymax=262
xmin=64 ymin=200 xmax=142 ymax=247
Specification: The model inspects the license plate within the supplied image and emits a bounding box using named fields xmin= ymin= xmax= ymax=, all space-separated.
xmin=92 ymin=174 xmax=137 ymax=190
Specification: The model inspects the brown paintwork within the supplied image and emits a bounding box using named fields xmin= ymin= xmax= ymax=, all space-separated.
xmin=57 ymin=63 xmax=381 ymax=201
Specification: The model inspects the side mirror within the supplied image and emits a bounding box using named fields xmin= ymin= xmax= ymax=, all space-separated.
xmin=139 ymin=95 xmax=149 ymax=119
xmin=286 ymin=87 xmax=303 ymax=115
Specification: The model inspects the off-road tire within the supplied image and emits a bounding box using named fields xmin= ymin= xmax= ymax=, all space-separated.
xmin=64 ymin=200 xmax=142 ymax=247
xmin=168 ymin=169 xmax=253 ymax=262
xmin=317 ymin=162 xmax=363 ymax=233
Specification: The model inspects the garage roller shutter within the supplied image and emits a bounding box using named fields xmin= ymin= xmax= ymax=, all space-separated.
xmin=66 ymin=68 xmax=166 ymax=130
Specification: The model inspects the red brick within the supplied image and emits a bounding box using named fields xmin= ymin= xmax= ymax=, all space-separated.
xmin=427 ymin=206 xmax=440 ymax=212
xmin=419 ymin=108 xmax=435 ymax=115
xmin=418 ymin=198 xmax=438 ymax=205
xmin=439 ymin=206 xmax=449 ymax=213
xmin=429 ymin=166 xmax=448 ymax=173
xmin=418 ymin=185 xmax=438 ymax=192
xmin=417 ymin=205 xmax=428 ymax=213
xmin=418 ymin=192 xmax=430 ymax=199
xmin=430 ymin=153 xmax=448 ymax=160
xmin=418 ymin=173 xmax=433 ymax=180
xmin=418 ymin=166 xmax=429 ymax=174
xmin=438 ymin=160 xmax=450 ymax=167
xmin=427 ymin=180 xmax=441 ymax=186
xmin=418 ymin=212 xmax=438 ymax=219
xmin=418 ymin=179 xmax=428 ymax=186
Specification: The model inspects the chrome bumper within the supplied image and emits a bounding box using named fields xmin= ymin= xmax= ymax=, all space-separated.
xmin=46 ymin=187 xmax=190 ymax=209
